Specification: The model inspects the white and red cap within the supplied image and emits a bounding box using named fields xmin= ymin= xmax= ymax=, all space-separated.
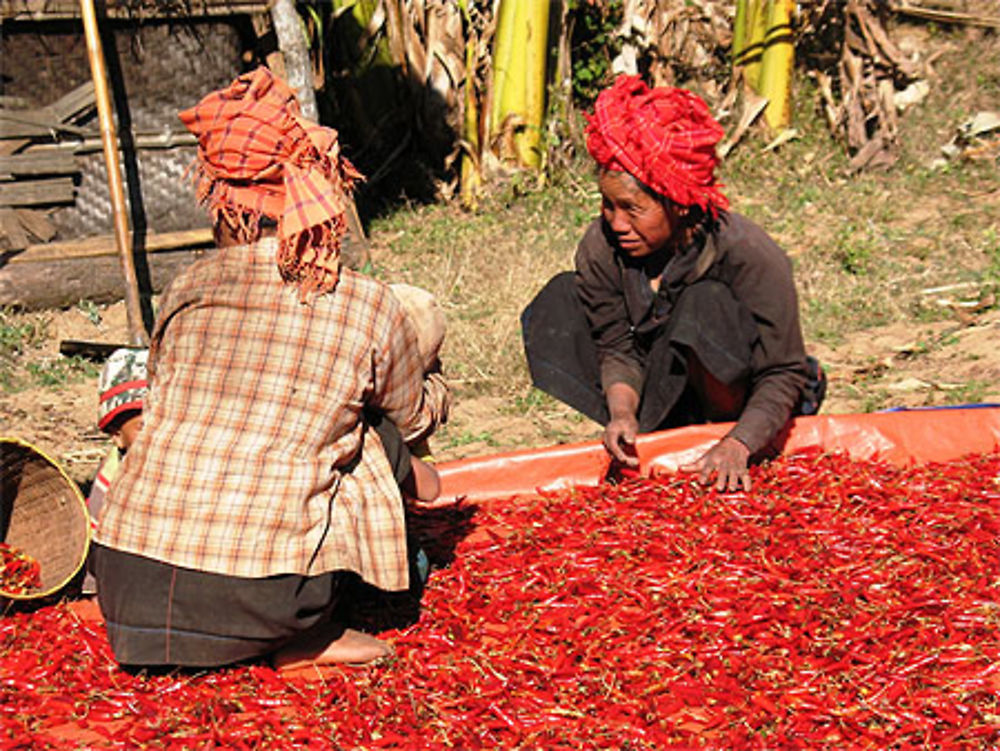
xmin=97 ymin=348 xmax=149 ymax=432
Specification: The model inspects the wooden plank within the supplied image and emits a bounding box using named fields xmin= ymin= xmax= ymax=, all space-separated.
xmin=15 ymin=209 xmax=56 ymax=243
xmin=7 ymin=227 xmax=214 ymax=263
xmin=0 ymin=208 xmax=55 ymax=248
xmin=0 ymin=227 xmax=370 ymax=309
xmin=0 ymin=82 xmax=98 ymax=140
xmin=0 ymin=177 xmax=75 ymax=206
xmin=28 ymin=131 xmax=196 ymax=155
xmin=0 ymin=246 xmax=217 ymax=310
xmin=5 ymin=225 xmax=370 ymax=267
xmin=0 ymin=139 xmax=30 ymax=156
xmin=0 ymin=151 xmax=77 ymax=176
xmin=0 ymin=110 xmax=95 ymax=139
xmin=1 ymin=0 xmax=269 ymax=20
xmin=0 ymin=208 xmax=29 ymax=248
xmin=45 ymin=82 xmax=96 ymax=124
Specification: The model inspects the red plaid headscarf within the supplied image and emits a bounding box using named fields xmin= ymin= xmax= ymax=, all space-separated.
xmin=585 ymin=75 xmax=729 ymax=214
xmin=178 ymin=66 xmax=363 ymax=296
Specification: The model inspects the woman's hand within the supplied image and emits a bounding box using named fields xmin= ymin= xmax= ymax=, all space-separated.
xmin=681 ymin=436 xmax=751 ymax=491
xmin=603 ymin=382 xmax=640 ymax=467
xmin=604 ymin=413 xmax=640 ymax=467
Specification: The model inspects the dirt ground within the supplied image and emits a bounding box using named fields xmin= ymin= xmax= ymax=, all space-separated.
xmin=2 ymin=295 xmax=999 ymax=490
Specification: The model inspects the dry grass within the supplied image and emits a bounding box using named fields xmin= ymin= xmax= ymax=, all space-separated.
xmin=368 ymin=177 xmax=598 ymax=399
xmin=727 ymin=24 xmax=1000 ymax=345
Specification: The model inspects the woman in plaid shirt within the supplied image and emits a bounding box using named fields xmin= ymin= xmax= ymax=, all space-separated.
xmin=92 ymin=68 xmax=450 ymax=669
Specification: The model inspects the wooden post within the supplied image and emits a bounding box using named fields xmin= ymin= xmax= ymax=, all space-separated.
xmin=270 ymin=0 xmax=317 ymax=119
xmin=79 ymin=0 xmax=148 ymax=346
xmin=269 ymin=0 xmax=369 ymax=266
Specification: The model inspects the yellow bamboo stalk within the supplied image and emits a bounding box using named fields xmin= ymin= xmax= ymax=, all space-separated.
xmin=741 ymin=0 xmax=770 ymax=92
xmin=460 ymin=25 xmax=482 ymax=209
xmin=503 ymin=3 xmax=526 ymax=117
xmin=758 ymin=0 xmax=794 ymax=130
xmin=489 ymin=0 xmax=519 ymax=148
xmin=733 ymin=0 xmax=749 ymax=67
xmin=515 ymin=0 xmax=550 ymax=168
xmin=498 ymin=1 xmax=529 ymax=164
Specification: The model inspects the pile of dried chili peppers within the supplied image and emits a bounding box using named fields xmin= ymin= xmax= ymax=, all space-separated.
xmin=3 ymin=450 xmax=1000 ymax=748
xmin=0 ymin=543 xmax=42 ymax=597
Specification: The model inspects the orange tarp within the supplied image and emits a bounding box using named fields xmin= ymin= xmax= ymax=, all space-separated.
xmin=436 ymin=407 xmax=1000 ymax=504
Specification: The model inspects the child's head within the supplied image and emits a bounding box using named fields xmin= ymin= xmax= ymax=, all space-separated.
xmin=98 ymin=348 xmax=149 ymax=450
xmin=389 ymin=283 xmax=446 ymax=373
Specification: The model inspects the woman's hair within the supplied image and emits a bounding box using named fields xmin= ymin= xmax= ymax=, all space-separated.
xmin=212 ymin=211 xmax=278 ymax=247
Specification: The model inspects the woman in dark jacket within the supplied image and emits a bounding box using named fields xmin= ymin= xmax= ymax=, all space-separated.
xmin=522 ymin=75 xmax=823 ymax=491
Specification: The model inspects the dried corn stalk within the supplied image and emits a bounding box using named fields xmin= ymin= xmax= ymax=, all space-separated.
xmin=610 ymin=0 xmax=733 ymax=97
xmin=815 ymin=0 xmax=922 ymax=171
xmin=389 ymin=0 xmax=466 ymax=151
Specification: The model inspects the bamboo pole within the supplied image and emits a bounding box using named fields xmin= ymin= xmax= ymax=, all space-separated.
xmin=79 ymin=0 xmax=147 ymax=346
xmin=758 ymin=0 xmax=794 ymax=130
xmin=740 ymin=0 xmax=770 ymax=91
xmin=733 ymin=0 xmax=749 ymax=68
xmin=498 ymin=1 xmax=527 ymax=158
xmin=517 ymin=0 xmax=550 ymax=169
xmin=10 ymin=228 xmax=214 ymax=264
xmin=459 ymin=6 xmax=482 ymax=210
xmin=271 ymin=0 xmax=370 ymax=268
xmin=489 ymin=0 xmax=518 ymax=156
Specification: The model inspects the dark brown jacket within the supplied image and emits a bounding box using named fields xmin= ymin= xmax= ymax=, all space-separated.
xmin=574 ymin=211 xmax=807 ymax=453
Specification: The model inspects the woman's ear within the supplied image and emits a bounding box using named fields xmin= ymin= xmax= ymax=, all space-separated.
xmin=663 ymin=199 xmax=688 ymax=225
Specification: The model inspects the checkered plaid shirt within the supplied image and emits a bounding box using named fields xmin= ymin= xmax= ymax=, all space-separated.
xmin=96 ymin=238 xmax=448 ymax=591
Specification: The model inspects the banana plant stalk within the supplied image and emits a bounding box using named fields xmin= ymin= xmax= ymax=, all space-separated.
xmin=758 ymin=0 xmax=794 ymax=130
xmin=459 ymin=1 xmax=482 ymax=208
xmin=490 ymin=0 xmax=550 ymax=168
xmin=489 ymin=0 xmax=519 ymax=160
xmin=516 ymin=0 xmax=550 ymax=168
xmin=733 ymin=0 xmax=769 ymax=90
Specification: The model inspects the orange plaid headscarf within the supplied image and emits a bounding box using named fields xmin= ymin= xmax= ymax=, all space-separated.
xmin=585 ymin=75 xmax=728 ymax=215
xmin=178 ymin=66 xmax=363 ymax=296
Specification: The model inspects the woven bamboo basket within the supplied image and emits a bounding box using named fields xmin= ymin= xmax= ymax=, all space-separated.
xmin=1 ymin=437 xmax=90 ymax=600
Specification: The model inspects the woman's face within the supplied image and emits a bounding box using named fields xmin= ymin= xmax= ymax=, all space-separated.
xmin=598 ymin=170 xmax=679 ymax=259
xmin=112 ymin=412 xmax=144 ymax=451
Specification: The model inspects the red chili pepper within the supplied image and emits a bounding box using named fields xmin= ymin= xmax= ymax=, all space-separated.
xmin=5 ymin=452 xmax=1000 ymax=747
xmin=0 ymin=542 xmax=42 ymax=595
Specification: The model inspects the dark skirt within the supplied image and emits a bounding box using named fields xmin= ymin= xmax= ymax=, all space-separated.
xmin=92 ymin=545 xmax=345 ymax=668
xmin=93 ymin=415 xmax=415 ymax=669
xmin=521 ymin=272 xmax=824 ymax=432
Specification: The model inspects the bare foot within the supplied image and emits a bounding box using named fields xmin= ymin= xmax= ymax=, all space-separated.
xmin=274 ymin=627 xmax=392 ymax=671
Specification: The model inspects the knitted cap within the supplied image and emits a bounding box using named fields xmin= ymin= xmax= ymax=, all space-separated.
xmin=97 ymin=348 xmax=149 ymax=432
